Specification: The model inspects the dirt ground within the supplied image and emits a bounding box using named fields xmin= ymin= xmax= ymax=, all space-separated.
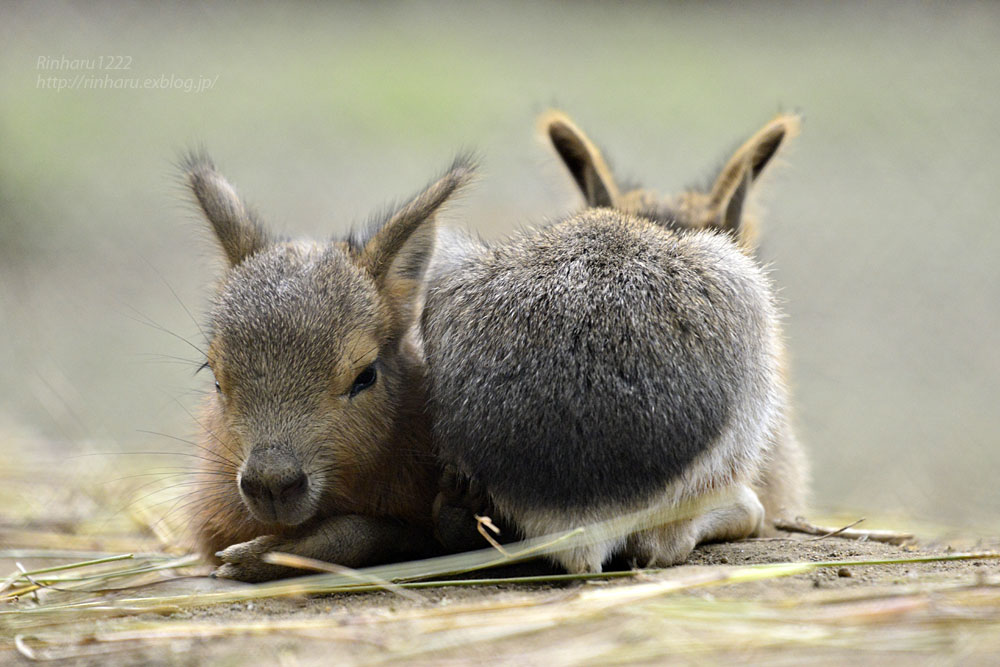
xmin=3 ymin=532 xmax=999 ymax=666
xmin=1 ymin=389 xmax=997 ymax=666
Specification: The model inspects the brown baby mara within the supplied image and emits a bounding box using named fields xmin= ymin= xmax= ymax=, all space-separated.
xmin=424 ymin=113 xmax=808 ymax=573
xmin=183 ymin=153 xmax=474 ymax=582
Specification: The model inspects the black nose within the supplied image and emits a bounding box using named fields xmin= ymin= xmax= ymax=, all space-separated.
xmin=239 ymin=469 xmax=308 ymax=505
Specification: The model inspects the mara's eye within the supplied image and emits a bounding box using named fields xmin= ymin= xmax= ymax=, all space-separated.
xmin=199 ymin=361 xmax=223 ymax=396
xmin=349 ymin=363 xmax=377 ymax=398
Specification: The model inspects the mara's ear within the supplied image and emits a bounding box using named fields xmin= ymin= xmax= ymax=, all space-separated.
xmin=359 ymin=156 xmax=476 ymax=320
xmin=540 ymin=110 xmax=620 ymax=208
xmin=707 ymin=113 xmax=801 ymax=239
xmin=182 ymin=152 xmax=271 ymax=266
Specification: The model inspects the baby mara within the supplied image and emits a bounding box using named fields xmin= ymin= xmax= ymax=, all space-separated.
xmin=184 ymin=114 xmax=806 ymax=581
xmin=185 ymin=156 xmax=473 ymax=581
xmin=426 ymin=112 xmax=807 ymax=573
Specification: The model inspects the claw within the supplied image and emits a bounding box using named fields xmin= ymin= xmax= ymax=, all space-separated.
xmin=467 ymin=475 xmax=487 ymax=510
xmin=217 ymin=543 xmax=246 ymax=563
xmin=217 ymin=535 xmax=278 ymax=565
xmin=440 ymin=464 xmax=468 ymax=500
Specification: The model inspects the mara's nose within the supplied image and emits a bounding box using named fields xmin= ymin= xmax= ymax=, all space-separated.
xmin=238 ymin=445 xmax=310 ymax=524
xmin=239 ymin=468 xmax=308 ymax=505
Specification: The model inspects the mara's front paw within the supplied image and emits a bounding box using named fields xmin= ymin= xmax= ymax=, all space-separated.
xmin=213 ymin=535 xmax=299 ymax=583
xmin=439 ymin=464 xmax=488 ymax=511
xmin=435 ymin=465 xmax=500 ymax=553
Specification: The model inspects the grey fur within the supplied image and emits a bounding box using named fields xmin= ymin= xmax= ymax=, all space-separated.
xmin=421 ymin=115 xmax=802 ymax=572
xmin=537 ymin=111 xmax=809 ymax=525
xmin=423 ymin=213 xmax=782 ymax=572
xmin=425 ymin=211 xmax=775 ymax=510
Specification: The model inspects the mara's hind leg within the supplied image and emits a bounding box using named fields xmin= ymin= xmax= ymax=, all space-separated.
xmin=623 ymin=520 xmax=699 ymax=568
xmin=754 ymin=421 xmax=809 ymax=530
xmin=621 ymin=485 xmax=764 ymax=568
xmin=551 ymin=541 xmax=618 ymax=574
xmin=690 ymin=483 xmax=764 ymax=544
xmin=517 ymin=510 xmax=621 ymax=574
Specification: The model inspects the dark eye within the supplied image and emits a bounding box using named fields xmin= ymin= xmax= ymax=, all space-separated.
xmin=349 ymin=363 xmax=377 ymax=398
xmin=199 ymin=361 xmax=224 ymax=396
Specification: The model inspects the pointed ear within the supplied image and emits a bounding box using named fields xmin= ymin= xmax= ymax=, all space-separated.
xmin=360 ymin=156 xmax=476 ymax=326
xmin=183 ymin=152 xmax=271 ymax=266
xmin=707 ymin=114 xmax=801 ymax=239
xmin=540 ymin=110 xmax=620 ymax=208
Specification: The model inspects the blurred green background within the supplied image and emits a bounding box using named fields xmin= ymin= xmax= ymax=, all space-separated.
xmin=1 ymin=2 xmax=998 ymax=529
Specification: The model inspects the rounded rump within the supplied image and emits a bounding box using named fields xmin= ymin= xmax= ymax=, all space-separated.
xmin=422 ymin=209 xmax=777 ymax=512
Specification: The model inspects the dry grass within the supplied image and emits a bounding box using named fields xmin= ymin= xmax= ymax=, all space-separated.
xmin=1 ymin=435 xmax=999 ymax=664
xmin=4 ymin=546 xmax=999 ymax=663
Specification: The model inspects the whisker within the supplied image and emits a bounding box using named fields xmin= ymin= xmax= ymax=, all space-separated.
xmin=138 ymin=429 xmax=240 ymax=471
xmin=123 ymin=304 xmax=206 ymax=358
xmin=148 ymin=259 xmax=210 ymax=346
xmin=168 ymin=400 xmax=245 ymax=467
xmin=73 ymin=449 xmax=237 ymax=472
xmin=134 ymin=352 xmax=204 ymax=368
xmin=142 ymin=485 xmax=237 ymax=527
xmin=119 ymin=478 xmax=229 ymax=518
xmin=160 ymin=492 xmax=247 ymax=533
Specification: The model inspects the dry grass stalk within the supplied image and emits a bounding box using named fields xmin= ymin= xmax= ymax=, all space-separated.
xmin=10 ymin=569 xmax=1000 ymax=662
xmin=775 ymin=517 xmax=915 ymax=545
xmin=261 ymin=552 xmax=425 ymax=602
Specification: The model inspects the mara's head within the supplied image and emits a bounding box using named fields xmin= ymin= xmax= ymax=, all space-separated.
xmin=184 ymin=154 xmax=473 ymax=529
xmin=540 ymin=110 xmax=799 ymax=250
